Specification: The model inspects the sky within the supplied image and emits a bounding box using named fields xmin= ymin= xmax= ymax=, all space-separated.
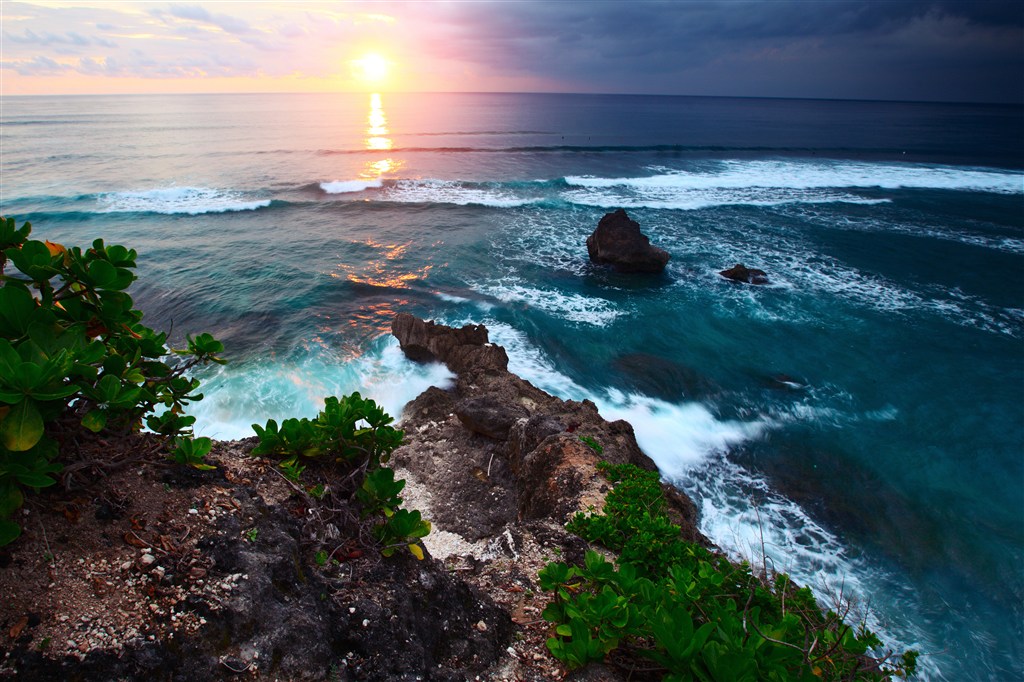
xmin=1 ymin=1 xmax=1022 ymax=102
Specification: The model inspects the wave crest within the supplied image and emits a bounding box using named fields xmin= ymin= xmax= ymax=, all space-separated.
xmin=97 ymin=187 xmax=271 ymax=215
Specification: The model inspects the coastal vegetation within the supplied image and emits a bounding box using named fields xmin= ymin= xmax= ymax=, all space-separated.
xmin=251 ymin=392 xmax=430 ymax=560
xmin=540 ymin=461 xmax=919 ymax=680
xmin=0 ymin=217 xmax=224 ymax=545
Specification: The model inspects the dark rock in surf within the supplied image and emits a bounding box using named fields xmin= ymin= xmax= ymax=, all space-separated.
xmin=719 ymin=263 xmax=769 ymax=285
xmin=586 ymin=209 xmax=670 ymax=273
xmin=392 ymin=312 xmax=508 ymax=376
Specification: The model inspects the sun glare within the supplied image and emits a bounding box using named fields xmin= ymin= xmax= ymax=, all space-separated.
xmin=352 ymin=53 xmax=389 ymax=83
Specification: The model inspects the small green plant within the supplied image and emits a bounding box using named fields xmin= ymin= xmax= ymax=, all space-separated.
xmin=578 ymin=435 xmax=603 ymax=455
xmin=540 ymin=462 xmax=919 ymax=680
xmin=252 ymin=393 xmax=428 ymax=560
xmin=0 ymin=217 xmax=224 ymax=545
xmin=356 ymin=466 xmax=405 ymax=517
xmin=373 ymin=508 xmax=430 ymax=560
xmin=314 ymin=549 xmax=329 ymax=566
xmin=251 ymin=393 xmax=403 ymax=467
xmin=170 ymin=436 xmax=215 ymax=471
xmin=244 ymin=528 xmax=258 ymax=542
xmin=308 ymin=483 xmax=327 ymax=499
xmin=279 ymin=459 xmax=306 ymax=483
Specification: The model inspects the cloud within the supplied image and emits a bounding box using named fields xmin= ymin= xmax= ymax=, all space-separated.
xmin=0 ymin=0 xmax=1020 ymax=101
xmin=161 ymin=3 xmax=254 ymax=35
xmin=1 ymin=54 xmax=72 ymax=76
xmin=3 ymin=28 xmax=117 ymax=49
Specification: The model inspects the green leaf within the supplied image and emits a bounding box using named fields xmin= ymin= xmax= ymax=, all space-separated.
xmin=7 ymin=240 xmax=54 ymax=280
xmin=0 ymin=483 xmax=24 ymax=518
xmin=0 ymin=286 xmax=36 ymax=337
xmin=0 ymin=520 xmax=21 ymax=546
xmin=81 ymin=409 xmax=107 ymax=433
xmin=87 ymin=259 xmax=117 ymax=288
xmin=0 ymin=399 xmax=44 ymax=451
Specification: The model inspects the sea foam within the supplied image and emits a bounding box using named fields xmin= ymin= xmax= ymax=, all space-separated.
xmin=561 ymin=160 xmax=1022 ymax=211
xmin=471 ymin=279 xmax=622 ymax=326
xmin=186 ymin=340 xmax=454 ymax=440
xmin=97 ymin=187 xmax=271 ymax=215
xmin=320 ymin=178 xmax=384 ymax=194
xmin=366 ymin=179 xmax=539 ymax=208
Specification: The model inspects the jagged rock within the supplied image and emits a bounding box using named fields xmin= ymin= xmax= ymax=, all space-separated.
xmin=514 ymin=435 xmax=601 ymax=522
xmin=720 ymin=263 xmax=769 ymax=285
xmin=390 ymin=314 xmax=710 ymax=547
xmin=456 ymin=396 xmax=529 ymax=440
xmin=508 ymin=414 xmax=565 ymax=463
xmin=392 ymin=312 xmax=508 ymax=375
xmin=586 ymin=209 xmax=670 ymax=273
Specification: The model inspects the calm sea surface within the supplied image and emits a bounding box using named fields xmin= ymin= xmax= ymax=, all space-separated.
xmin=2 ymin=92 xmax=1022 ymax=680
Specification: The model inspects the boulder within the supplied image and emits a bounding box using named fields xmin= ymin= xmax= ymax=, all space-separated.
xmin=392 ymin=312 xmax=508 ymax=375
xmin=719 ymin=263 xmax=768 ymax=285
xmin=586 ymin=209 xmax=670 ymax=273
xmin=455 ymin=396 xmax=529 ymax=440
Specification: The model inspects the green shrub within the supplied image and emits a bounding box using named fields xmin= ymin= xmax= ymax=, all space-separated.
xmin=541 ymin=462 xmax=919 ymax=680
xmin=252 ymin=393 xmax=429 ymax=560
xmin=0 ymin=217 xmax=224 ymax=545
xmin=251 ymin=393 xmax=402 ymax=468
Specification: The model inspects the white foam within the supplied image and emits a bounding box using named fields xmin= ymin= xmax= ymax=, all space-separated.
xmin=97 ymin=187 xmax=271 ymax=215
xmin=471 ymin=279 xmax=622 ymax=326
xmin=561 ymin=160 xmax=1021 ymax=211
xmin=566 ymin=160 xmax=1024 ymax=193
xmin=482 ymin=320 xmax=588 ymax=399
xmin=185 ymin=339 xmax=454 ymax=440
xmin=434 ymin=292 xmax=470 ymax=303
xmin=476 ymin=320 xmax=766 ymax=473
xmin=597 ymin=390 xmax=767 ymax=475
xmin=381 ymin=179 xmax=538 ymax=208
xmin=320 ymin=178 xmax=383 ymax=194
xmin=563 ymin=186 xmax=890 ymax=211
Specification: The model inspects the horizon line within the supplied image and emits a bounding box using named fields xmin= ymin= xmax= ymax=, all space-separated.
xmin=2 ymin=89 xmax=1020 ymax=107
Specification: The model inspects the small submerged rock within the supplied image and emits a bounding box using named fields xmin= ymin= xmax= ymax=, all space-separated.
xmin=586 ymin=209 xmax=670 ymax=274
xmin=719 ymin=263 xmax=769 ymax=285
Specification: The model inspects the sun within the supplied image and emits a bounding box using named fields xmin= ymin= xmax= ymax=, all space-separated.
xmin=352 ymin=53 xmax=389 ymax=83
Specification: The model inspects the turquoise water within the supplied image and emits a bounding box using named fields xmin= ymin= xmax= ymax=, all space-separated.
xmin=2 ymin=93 xmax=1022 ymax=680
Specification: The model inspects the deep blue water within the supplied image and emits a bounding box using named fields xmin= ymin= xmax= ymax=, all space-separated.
xmin=2 ymin=92 xmax=1022 ymax=680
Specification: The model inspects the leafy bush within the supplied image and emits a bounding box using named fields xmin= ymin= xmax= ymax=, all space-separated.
xmin=251 ymin=393 xmax=402 ymax=467
xmin=541 ymin=462 xmax=919 ymax=680
xmin=0 ymin=217 xmax=224 ymax=545
xmin=252 ymin=394 xmax=429 ymax=559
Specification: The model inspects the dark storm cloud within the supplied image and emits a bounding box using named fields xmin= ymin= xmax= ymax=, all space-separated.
xmin=422 ymin=0 xmax=1023 ymax=102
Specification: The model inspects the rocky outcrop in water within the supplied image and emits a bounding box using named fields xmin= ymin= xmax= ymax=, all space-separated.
xmin=720 ymin=263 xmax=769 ymax=284
xmin=585 ymin=208 xmax=670 ymax=273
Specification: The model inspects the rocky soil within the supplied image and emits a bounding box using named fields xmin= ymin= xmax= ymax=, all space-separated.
xmin=0 ymin=314 xmax=708 ymax=681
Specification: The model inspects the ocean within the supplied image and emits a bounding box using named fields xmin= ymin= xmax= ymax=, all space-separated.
xmin=1 ymin=92 xmax=1021 ymax=680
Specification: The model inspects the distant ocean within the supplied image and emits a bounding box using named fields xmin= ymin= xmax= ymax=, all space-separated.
xmin=2 ymin=92 xmax=1021 ymax=680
